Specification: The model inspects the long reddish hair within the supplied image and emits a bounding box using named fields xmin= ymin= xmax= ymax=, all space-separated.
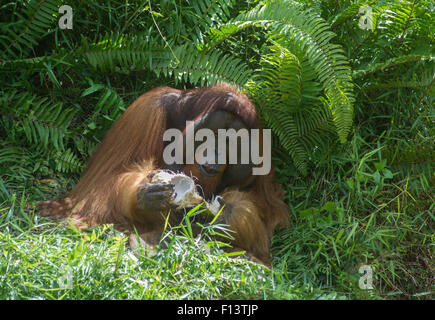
xmin=41 ymin=83 xmax=288 ymax=234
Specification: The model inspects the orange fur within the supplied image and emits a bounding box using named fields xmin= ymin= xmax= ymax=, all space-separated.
xmin=39 ymin=83 xmax=289 ymax=264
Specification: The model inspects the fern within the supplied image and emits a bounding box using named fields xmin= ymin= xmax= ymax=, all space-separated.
xmin=0 ymin=56 xmax=49 ymax=72
xmin=0 ymin=144 xmax=43 ymax=194
xmin=0 ymin=145 xmax=27 ymax=167
xmin=155 ymin=44 xmax=253 ymax=86
xmin=377 ymin=0 xmax=418 ymax=51
xmin=353 ymin=54 xmax=434 ymax=79
xmin=266 ymin=110 xmax=309 ymax=174
xmin=52 ymin=148 xmax=84 ymax=173
xmin=79 ymin=84 xmax=127 ymax=137
xmin=82 ymin=33 xmax=173 ymax=73
xmin=95 ymin=87 xmax=126 ymax=122
xmin=185 ymin=0 xmax=235 ymax=44
xmin=247 ymin=44 xmax=335 ymax=175
xmin=257 ymin=44 xmax=303 ymax=112
xmin=207 ymin=0 xmax=355 ymax=143
xmin=330 ymin=0 xmax=377 ymax=29
xmin=82 ymin=33 xmax=253 ymax=87
xmin=0 ymin=90 xmax=76 ymax=150
xmin=0 ymin=0 xmax=59 ymax=61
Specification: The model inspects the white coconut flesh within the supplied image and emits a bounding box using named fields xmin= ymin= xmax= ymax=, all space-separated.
xmin=151 ymin=171 xmax=205 ymax=209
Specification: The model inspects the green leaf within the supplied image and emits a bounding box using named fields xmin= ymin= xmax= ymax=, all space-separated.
xmin=300 ymin=207 xmax=319 ymax=218
xmin=321 ymin=201 xmax=337 ymax=212
xmin=81 ymin=84 xmax=105 ymax=97
xmin=383 ymin=169 xmax=393 ymax=179
xmin=373 ymin=171 xmax=381 ymax=184
xmin=223 ymin=251 xmax=246 ymax=257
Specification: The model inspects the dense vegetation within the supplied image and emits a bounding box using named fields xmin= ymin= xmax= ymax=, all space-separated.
xmin=0 ymin=0 xmax=433 ymax=299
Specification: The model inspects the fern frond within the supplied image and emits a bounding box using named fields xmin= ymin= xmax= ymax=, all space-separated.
xmin=82 ymin=33 xmax=172 ymax=73
xmin=82 ymin=33 xmax=252 ymax=86
xmin=72 ymin=136 xmax=97 ymax=159
xmin=246 ymin=44 xmax=336 ymax=175
xmin=0 ymin=56 xmax=48 ymax=71
xmin=79 ymin=85 xmax=127 ymax=135
xmin=52 ymin=148 xmax=84 ymax=173
xmin=0 ymin=145 xmax=26 ymax=166
xmin=353 ymin=54 xmax=434 ymax=79
xmin=0 ymin=90 xmax=76 ymax=150
xmin=259 ymin=105 xmax=335 ymax=176
xmin=208 ymin=0 xmax=355 ymax=142
xmin=265 ymin=110 xmax=308 ymax=175
xmin=0 ymin=0 xmax=59 ymax=61
xmin=186 ymin=0 xmax=235 ymax=43
xmin=0 ymin=144 xmax=41 ymax=193
xmin=93 ymin=87 xmax=126 ymax=123
xmin=259 ymin=44 xmax=302 ymax=112
xmin=377 ymin=0 xmax=418 ymax=52
xmin=153 ymin=44 xmax=253 ymax=86
xmin=330 ymin=0 xmax=376 ymax=29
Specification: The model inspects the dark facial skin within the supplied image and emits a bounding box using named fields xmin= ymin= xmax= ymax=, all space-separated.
xmin=196 ymin=110 xmax=254 ymax=192
xmin=152 ymin=110 xmax=255 ymax=208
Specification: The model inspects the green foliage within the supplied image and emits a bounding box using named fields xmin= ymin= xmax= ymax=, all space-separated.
xmin=0 ymin=0 xmax=433 ymax=299
xmin=330 ymin=0 xmax=377 ymax=28
xmin=1 ymin=90 xmax=76 ymax=150
xmin=204 ymin=0 xmax=357 ymax=173
xmin=148 ymin=0 xmax=236 ymax=45
xmin=0 ymin=201 xmax=336 ymax=299
xmin=155 ymin=44 xmax=253 ymax=86
xmin=246 ymin=1 xmax=355 ymax=144
xmin=273 ymin=133 xmax=434 ymax=299
xmin=247 ymin=43 xmax=335 ymax=174
xmin=0 ymin=0 xmax=357 ymax=180
xmin=0 ymin=0 xmax=60 ymax=60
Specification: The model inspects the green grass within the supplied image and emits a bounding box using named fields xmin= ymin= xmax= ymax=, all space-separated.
xmin=0 ymin=206 xmax=340 ymax=300
xmin=271 ymin=131 xmax=434 ymax=299
xmin=0 ymin=0 xmax=433 ymax=300
xmin=0 ymin=129 xmax=432 ymax=300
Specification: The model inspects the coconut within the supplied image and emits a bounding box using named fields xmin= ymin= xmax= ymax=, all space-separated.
xmin=206 ymin=195 xmax=223 ymax=215
xmin=150 ymin=170 xmax=223 ymax=215
xmin=151 ymin=171 xmax=204 ymax=209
